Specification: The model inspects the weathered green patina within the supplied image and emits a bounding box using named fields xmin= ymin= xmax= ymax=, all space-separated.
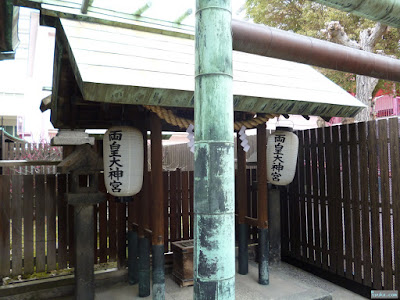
xmin=194 ymin=0 xmax=235 ymax=298
xmin=127 ymin=231 xmax=138 ymax=285
xmin=133 ymin=2 xmax=152 ymax=17
xmin=175 ymin=8 xmax=193 ymax=24
xmin=313 ymin=0 xmax=400 ymax=28
xmin=258 ymin=228 xmax=269 ymax=285
xmin=152 ymin=245 xmax=165 ymax=300
xmin=138 ymin=237 xmax=151 ymax=297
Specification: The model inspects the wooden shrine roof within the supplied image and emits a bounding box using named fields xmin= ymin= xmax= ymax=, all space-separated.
xmin=55 ymin=17 xmax=365 ymax=118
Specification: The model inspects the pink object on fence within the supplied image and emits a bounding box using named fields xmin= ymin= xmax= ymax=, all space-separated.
xmin=329 ymin=117 xmax=342 ymax=125
xmin=375 ymin=95 xmax=400 ymax=117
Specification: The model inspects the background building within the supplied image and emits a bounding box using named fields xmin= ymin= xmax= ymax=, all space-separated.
xmin=0 ymin=7 xmax=55 ymax=143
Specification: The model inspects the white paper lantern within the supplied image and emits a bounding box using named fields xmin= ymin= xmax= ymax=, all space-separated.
xmin=103 ymin=126 xmax=144 ymax=196
xmin=267 ymin=127 xmax=299 ymax=186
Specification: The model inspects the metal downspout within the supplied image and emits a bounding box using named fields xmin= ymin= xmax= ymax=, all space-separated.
xmin=194 ymin=0 xmax=235 ymax=299
xmin=312 ymin=0 xmax=400 ymax=28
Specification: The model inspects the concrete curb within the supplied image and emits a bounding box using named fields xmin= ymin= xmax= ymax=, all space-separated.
xmin=0 ymin=268 xmax=127 ymax=300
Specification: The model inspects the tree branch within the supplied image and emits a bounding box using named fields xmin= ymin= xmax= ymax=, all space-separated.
xmin=359 ymin=22 xmax=388 ymax=51
xmin=324 ymin=21 xmax=361 ymax=49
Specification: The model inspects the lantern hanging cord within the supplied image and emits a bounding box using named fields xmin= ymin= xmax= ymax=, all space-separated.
xmin=143 ymin=105 xmax=279 ymax=130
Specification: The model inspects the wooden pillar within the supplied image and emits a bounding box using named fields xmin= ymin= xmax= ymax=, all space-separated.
xmin=151 ymin=113 xmax=165 ymax=299
xmin=74 ymin=203 xmax=95 ymax=300
xmin=138 ymin=129 xmax=150 ymax=297
xmin=237 ymin=131 xmax=248 ymax=275
xmin=257 ymin=123 xmax=269 ymax=285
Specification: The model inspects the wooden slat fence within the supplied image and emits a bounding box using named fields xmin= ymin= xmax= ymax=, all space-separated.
xmin=1 ymin=142 xmax=62 ymax=175
xmin=282 ymin=118 xmax=400 ymax=293
xmin=0 ymin=174 xmax=71 ymax=277
xmin=162 ymin=169 xmax=194 ymax=252
xmin=0 ymin=169 xmax=197 ymax=277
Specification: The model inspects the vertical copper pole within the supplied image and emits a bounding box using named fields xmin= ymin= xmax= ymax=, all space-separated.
xmin=237 ymin=131 xmax=248 ymax=275
xmin=138 ymin=129 xmax=150 ymax=297
xmin=151 ymin=113 xmax=165 ymax=299
xmin=257 ymin=123 xmax=269 ymax=285
xmin=194 ymin=0 xmax=235 ymax=298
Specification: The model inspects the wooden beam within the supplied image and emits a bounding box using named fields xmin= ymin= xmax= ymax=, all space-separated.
xmin=138 ymin=129 xmax=148 ymax=238
xmin=244 ymin=216 xmax=258 ymax=227
xmin=150 ymin=113 xmax=164 ymax=245
xmin=0 ymin=160 xmax=61 ymax=167
xmin=0 ymin=0 xmax=19 ymax=53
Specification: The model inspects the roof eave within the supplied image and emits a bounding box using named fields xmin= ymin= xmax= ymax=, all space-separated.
xmin=0 ymin=0 xmax=19 ymax=58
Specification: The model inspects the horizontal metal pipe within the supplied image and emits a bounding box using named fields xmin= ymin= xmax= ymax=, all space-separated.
xmin=313 ymin=0 xmax=400 ymax=28
xmin=232 ymin=20 xmax=400 ymax=83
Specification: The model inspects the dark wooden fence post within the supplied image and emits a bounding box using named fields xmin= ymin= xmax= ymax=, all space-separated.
xmin=389 ymin=118 xmax=400 ymax=291
xmin=237 ymin=131 xmax=248 ymax=275
xmin=0 ymin=175 xmax=10 ymax=276
xmin=257 ymin=123 xmax=269 ymax=285
xmin=138 ymin=129 xmax=150 ymax=297
xmin=368 ymin=121 xmax=382 ymax=290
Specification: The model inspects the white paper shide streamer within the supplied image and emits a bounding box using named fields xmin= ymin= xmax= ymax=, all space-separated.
xmin=239 ymin=126 xmax=250 ymax=152
xmin=103 ymin=126 xmax=144 ymax=196
xmin=267 ymin=127 xmax=299 ymax=185
xmin=186 ymin=124 xmax=195 ymax=153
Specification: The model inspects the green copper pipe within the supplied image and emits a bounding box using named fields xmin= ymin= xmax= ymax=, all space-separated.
xmin=175 ymin=9 xmax=193 ymax=24
xmin=133 ymin=2 xmax=152 ymax=16
xmin=194 ymin=0 xmax=235 ymax=299
xmin=312 ymin=0 xmax=400 ymax=28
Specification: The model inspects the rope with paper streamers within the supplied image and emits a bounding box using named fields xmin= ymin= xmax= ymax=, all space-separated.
xmin=143 ymin=105 xmax=279 ymax=130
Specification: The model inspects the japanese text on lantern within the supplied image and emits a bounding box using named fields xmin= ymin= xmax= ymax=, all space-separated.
xmin=271 ymin=134 xmax=285 ymax=181
xmin=109 ymin=130 xmax=123 ymax=193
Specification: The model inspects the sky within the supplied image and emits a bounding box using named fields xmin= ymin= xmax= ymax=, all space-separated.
xmin=0 ymin=8 xmax=55 ymax=143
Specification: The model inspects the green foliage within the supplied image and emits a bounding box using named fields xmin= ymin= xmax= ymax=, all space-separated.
xmin=318 ymin=68 xmax=356 ymax=93
xmin=245 ymin=0 xmax=400 ymax=94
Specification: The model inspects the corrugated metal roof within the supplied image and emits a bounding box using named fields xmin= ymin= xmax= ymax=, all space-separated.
xmin=59 ymin=18 xmax=365 ymax=117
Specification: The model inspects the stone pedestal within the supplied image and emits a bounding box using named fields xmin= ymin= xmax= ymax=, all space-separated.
xmin=55 ymin=141 xmax=105 ymax=300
